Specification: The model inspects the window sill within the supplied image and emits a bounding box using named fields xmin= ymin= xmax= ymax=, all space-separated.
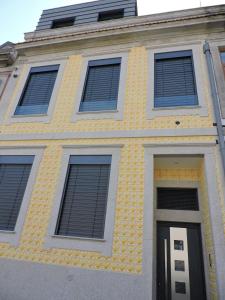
xmin=45 ymin=234 xmax=111 ymax=256
xmin=12 ymin=113 xmax=47 ymax=118
xmin=8 ymin=114 xmax=50 ymax=123
xmin=77 ymin=109 xmax=118 ymax=114
xmin=72 ymin=109 xmax=122 ymax=121
xmin=52 ymin=234 xmax=105 ymax=242
xmin=0 ymin=230 xmax=16 ymax=234
xmin=153 ymin=105 xmax=202 ymax=111
xmin=147 ymin=105 xmax=208 ymax=119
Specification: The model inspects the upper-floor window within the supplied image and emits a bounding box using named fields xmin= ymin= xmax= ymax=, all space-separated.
xmin=51 ymin=17 xmax=75 ymax=29
xmin=98 ymin=9 xmax=124 ymax=22
xmin=154 ymin=50 xmax=198 ymax=108
xmin=14 ymin=65 xmax=59 ymax=116
xmin=79 ymin=57 xmax=121 ymax=112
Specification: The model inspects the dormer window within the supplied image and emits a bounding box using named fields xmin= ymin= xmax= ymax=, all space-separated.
xmin=51 ymin=17 xmax=75 ymax=29
xmin=98 ymin=9 xmax=124 ymax=22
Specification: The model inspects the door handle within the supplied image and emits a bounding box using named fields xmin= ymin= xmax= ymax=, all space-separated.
xmin=164 ymin=239 xmax=168 ymax=300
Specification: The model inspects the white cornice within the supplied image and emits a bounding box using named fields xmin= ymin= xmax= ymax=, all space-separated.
xmin=16 ymin=5 xmax=225 ymax=52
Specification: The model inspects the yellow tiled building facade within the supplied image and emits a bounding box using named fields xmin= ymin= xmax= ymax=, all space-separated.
xmin=0 ymin=2 xmax=225 ymax=300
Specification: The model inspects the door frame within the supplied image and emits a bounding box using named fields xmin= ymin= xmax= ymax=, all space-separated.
xmin=143 ymin=144 xmax=225 ymax=299
xmin=155 ymin=221 xmax=206 ymax=299
xmin=153 ymin=180 xmax=210 ymax=300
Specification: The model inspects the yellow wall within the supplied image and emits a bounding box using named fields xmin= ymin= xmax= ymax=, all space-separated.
xmin=1 ymin=46 xmax=213 ymax=134
xmin=0 ymin=43 xmax=223 ymax=299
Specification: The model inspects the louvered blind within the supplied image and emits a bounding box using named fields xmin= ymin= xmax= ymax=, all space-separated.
xmin=56 ymin=155 xmax=111 ymax=239
xmin=15 ymin=65 xmax=59 ymax=115
xmin=0 ymin=156 xmax=33 ymax=231
xmin=79 ymin=58 xmax=121 ymax=111
xmin=154 ymin=51 xmax=198 ymax=107
xmin=157 ymin=187 xmax=199 ymax=211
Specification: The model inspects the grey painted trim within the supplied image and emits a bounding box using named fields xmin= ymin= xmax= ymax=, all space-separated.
xmin=45 ymin=146 xmax=121 ymax=256
xmin=153 ymin=180 xmax=210 ymax=300
xmin=0 ymin=128 xmax=217 ymax=142
xmin=0 ymin=147 xmax=44 ymax=246
xmin=72 ymin=52 xmax=128 ymax=121
xmin=144 ymin=144 xmax=225 ymax=300
xmin=147 ymin=44 xmax=208 ymax=119
xmin=4 ymin=60 xmax=67 ymax=124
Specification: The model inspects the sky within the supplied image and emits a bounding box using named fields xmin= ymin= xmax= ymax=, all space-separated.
xmin=0 ymin=0 xmax=224 ymax=45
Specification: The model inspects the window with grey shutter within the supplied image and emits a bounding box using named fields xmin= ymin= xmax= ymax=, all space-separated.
xmin=79 ymin=58 xmax=121 ymax=112
xmin=15 ymin=65 xmax=59 ymax=115
xmin=157 ymin=187 xmax=199 ymax=211
xmin=0 ymin=156 xmax=34 ymax=231
xmin=56 ymin=155 xmax=111 ymax=239
xmin=154 ymin=50 xmax=198 ymax=107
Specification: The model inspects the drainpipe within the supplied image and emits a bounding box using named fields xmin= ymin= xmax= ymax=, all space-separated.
xmin=203 ymin=41 xmax=225 ymax=181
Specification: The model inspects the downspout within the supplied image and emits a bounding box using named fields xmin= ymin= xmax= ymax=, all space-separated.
xmin=203 ymin=41 xmax=225 ymax=181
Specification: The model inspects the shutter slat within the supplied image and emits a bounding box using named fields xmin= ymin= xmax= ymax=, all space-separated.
xmin=56 ymin=160 xmax=111 ymax=239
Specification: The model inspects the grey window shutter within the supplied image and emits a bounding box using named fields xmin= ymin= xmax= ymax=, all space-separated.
xmin=79 ymin=58 xmax=121 ymax=112
xmin=154 ymin=50 xmax=198 ymax=107
xmin=157 ymin=188 xmax=199 ymax=211
xmin=0 ymin=158 xmax=33 ymax=231
xmin=15 ymin=65 xmax=59 ymax=115
xmin=56 ymin=155 xmax=111 ymax=239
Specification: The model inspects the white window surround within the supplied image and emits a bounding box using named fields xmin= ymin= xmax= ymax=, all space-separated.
xmin=147 ymin=44 xmax=208 ymax=119
xmin=45 ymin=145 xmax=122 ymax=256
xmin=0 ymin=146 xmax=45 ymax=246
xmin=154 ymin=180 xmax=202 ymax=223
xmin=143 ymin=144 xmax=225 ymax=298
xmin=71 ymin=52 xmax=128 ymax=121
xmin=153 ymin=179 xmax=210 ymax=300
xmin=0 ymin=72 xmax=10 ymax=98
xmin=5 ymin=59 xmax=67 ymax=124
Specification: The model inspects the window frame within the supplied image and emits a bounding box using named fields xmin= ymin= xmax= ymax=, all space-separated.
xmin=7 ymin=60 xmax=66 ymax=123
xmin=147 ymin=44 xmax=207 ymax=119
xmin=0 ymin=72 xmax=10 ymax=99
xmin=0 ymin=147 xmax=44 ymax=246
xmin=72 ymin=52 xmax=128 ymax=121
xmin=45 ymin=145 xmax=122 ymax=256
xmin=51 ymin=17 xmax=75 ymax=29
xmin=98 ymin=9 xmax=124 ymax=22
